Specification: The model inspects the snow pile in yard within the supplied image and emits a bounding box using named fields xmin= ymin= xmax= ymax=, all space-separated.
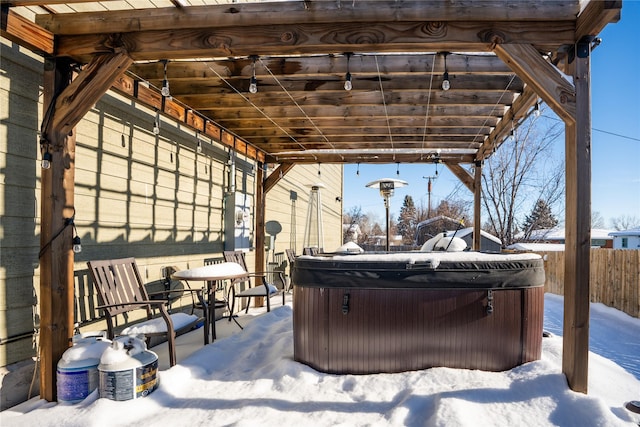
xmin=2 ymin=295 xmax=639 ymax=427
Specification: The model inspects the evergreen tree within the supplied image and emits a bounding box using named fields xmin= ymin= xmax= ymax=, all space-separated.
xmin=397 ymin=195 xmax=417 ymax=244
xmin=522 ymin=199 xmax=558 ymax=237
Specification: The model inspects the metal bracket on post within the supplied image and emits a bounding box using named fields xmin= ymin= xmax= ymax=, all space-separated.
xmin=569 ymin=35 xmax=598 ymax=63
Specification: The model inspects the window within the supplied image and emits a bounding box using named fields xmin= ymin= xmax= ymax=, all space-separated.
xmin=621 ymin=237 xmax=628 ymax=248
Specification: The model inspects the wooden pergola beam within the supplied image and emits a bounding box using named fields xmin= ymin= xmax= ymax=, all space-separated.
xmin=562 ymin=40 xmax=593 ymax=394
xmin=51 ymin=51 xmax=133 ymax=136
xmin=476 ymin=87 xmax=539 ymax=161
xmin=473 ymin=162 xmax=482 ymax=251
xmin=493 ymin=43 xmax=576 ymax=124
xmin=1 ymin=6 xmax=54 ymax=54
xmin=39 ymin=51 xmax=131 ymax=402
xmin=54 ymin=21 xmax=575 ymax=62
xmin=446 ymin=163 xmax=475 ymax=193
xmin=264 ymin=162 xmax=295 ymax=194
xmin=39 ymin=57 xmax=75 ymax=403
xmin=36 ymin=1 xmax=580 ymax=36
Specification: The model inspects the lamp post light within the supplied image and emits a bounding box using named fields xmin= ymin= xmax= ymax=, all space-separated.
xmin=366 ymin=178 xmax=408 ymax=251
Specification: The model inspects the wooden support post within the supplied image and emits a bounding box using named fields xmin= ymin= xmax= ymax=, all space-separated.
xmin=254 ymin=162 xmax=266 ymax=306
xmin=39 ymin=57 xmax=76 ymax=402
xmin=562 ymin=39 xmax=592 ymax=394
xmin=473 ymin=161 xmax=482 ymax=251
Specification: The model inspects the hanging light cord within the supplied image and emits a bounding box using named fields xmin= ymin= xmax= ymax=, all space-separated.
xmin=471 ymin=73 xmax=518 ymax=149
xmin=374 ymin=55 xmax=394 ymax=160
xmin=421 ymin=53 xmax=437 ymax=155
xmin=38 ymin=207 xmax=77 ymax=259
xmin=199 ymin=59 xmax=315 ymax=160
xmin=259 ymin=58 xmax=343 ymax=161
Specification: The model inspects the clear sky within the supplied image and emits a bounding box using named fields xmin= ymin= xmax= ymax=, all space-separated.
xmin=343 ymin=2 xmax=640 ymax=229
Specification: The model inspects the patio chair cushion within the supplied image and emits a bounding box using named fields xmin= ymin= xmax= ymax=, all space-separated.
xmin=235 ymin=283 xmax=278 ymax=298
xmin=122 ymin=312 xmax=199 ymax=335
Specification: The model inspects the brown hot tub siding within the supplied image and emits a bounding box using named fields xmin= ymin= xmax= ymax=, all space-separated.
xmin=293 ymin=286 xmax=544 ymax=374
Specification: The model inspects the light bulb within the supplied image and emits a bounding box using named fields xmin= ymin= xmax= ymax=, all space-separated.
xmin=249 ymin=76 xmax=258 ymax=94
xmin=534 ymin=103 xmax=541 ymax=117
xmin=442 ymin=72 xmax=450 ymax=91
xmin=344 ymin=72 xmax=352 ymax=91
xmin=72 ymin=236 xmax=82 ymax=253
xmin=41 ymin=151 xmax=52 ymax=169
xmin=197 ymin=141 xmax=203 ymax=153
xmin=153 ymin=124 xmax=160 ymax=135
xmin=161 ymin=80 xmax=170 ymax=97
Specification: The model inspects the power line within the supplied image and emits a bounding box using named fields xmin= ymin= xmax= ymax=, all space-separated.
xmin=541 ymin=114 xmax=640 ymax=142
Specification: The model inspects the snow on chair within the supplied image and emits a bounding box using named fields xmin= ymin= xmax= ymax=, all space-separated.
xmin=222 ymin=251 xmax=284 ymax=316
xmin=87 ymin=257 xmax=205 ymax=367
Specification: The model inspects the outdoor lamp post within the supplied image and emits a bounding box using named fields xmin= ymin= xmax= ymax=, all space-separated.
xmin=366 ymin=178 xmax=408 ymax=251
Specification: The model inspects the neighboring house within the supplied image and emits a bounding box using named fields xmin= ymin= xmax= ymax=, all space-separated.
xmin=506 ymin=242 xmax=566 ymax=252
xmin=446 ymin=227 xmax=503 ymax=253
xmin=414 ymin=216 xmax=465 ymax=245
xmin=609 ymin=228 xmax=640 ymax=249
xmin=417 ymin=226 xmax=502 ymax=253
xmin=520 ymin=227 xmax=614 ymax=248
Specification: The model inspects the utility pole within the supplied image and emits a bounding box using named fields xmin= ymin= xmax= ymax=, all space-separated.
xmin=422 ymin=175 xmax=437 ymax=218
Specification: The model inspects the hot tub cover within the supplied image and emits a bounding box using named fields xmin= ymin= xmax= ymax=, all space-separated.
xmin=292 ymin=252 xmax=545 ymax=290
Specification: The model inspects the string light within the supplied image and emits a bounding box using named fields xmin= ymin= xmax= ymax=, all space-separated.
xmin=441 ymin=52 xmax=450 ymax=91
xmin=396 ymin=162 xmax=400 ymax=176
xmin=344 ymin=53 xmax=353 ymax=91
xmin=317 ymin=163 xmax=321 ymax=177
xmin=41 ymin=150 xmax=52 ymax=170
xmin=356 ymin=162 xmax=360 ymax=176
xmin=161 ymin=60 xmax=170 ymax=98
xmin=153 ymin=111 xmax=161 ymax=135
xmin=534 ymin=101 xmax=541 ymax=117
xmin=249 ymin=56 xmax=258 ymax=94
xmin=196 ymin=131 xmax=202 ymax=153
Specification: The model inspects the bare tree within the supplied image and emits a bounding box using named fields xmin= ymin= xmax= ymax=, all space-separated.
xmin=610 ymin=215 xmax=640 ymax=231
xmin=481 ymin=112 xmax=564 ymax=246
xmin=591 ymin=211 xmax=605 ymax=229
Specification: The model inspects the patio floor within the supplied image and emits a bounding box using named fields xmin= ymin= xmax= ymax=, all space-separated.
xmin=153 ymin=291 xmax=293 ymax=371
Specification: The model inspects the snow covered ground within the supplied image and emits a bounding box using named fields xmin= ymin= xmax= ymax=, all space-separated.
xmin=2 ymin=293 xmax=639 ymax=426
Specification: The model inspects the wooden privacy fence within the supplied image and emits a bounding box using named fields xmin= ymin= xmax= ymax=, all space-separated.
xmin=539 ymin=249 xmax=640 ymax=318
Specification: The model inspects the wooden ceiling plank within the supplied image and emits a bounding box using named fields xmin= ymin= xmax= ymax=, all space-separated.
xmin=51 ymin=51 xmax=133 ymax=136
xmin=1 ymin=7 xmax=54 ymax=54
xmin=127 ymin=54 xmax=513 ymax=79
xmin=179 ymin=90 xmax=515 ymax=110
xmin=494 ymin=43 xmax=575 ymax=124
xmin=36 ymin=1 xmax=580 ymax=35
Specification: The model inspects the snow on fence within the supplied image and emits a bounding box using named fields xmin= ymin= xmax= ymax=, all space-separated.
xmin=539 ymin=249 xmax=640 ymax=318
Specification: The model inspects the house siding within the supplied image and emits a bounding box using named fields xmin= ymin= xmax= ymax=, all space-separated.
xmin=0 ymin=37 xmax=343 ymax=408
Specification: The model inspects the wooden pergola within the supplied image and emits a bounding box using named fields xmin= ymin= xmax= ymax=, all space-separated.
xmin=1 ymin=0 xmax=621 ymax=400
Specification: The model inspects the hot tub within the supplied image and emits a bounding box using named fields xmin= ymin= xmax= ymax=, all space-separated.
xmin=292 ymin=252 xmax=545 ymax=374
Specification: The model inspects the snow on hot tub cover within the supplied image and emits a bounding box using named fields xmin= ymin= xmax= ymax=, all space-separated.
xmin=292 ymin=252 xmax=545 ymax=290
